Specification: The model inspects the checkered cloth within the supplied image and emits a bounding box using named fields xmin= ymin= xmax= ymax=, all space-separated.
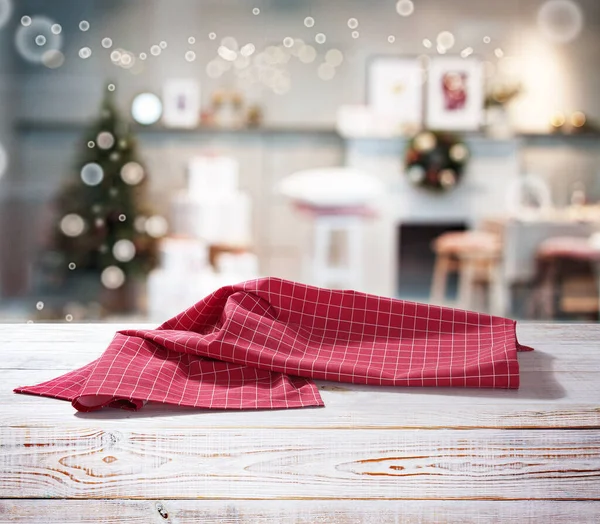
xmin=14 ymin=277 xmax=533 ymax=412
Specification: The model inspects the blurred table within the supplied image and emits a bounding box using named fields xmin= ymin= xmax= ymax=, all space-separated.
xmin=2 ymin=323 xmax=600 ymax=522
xmin=483 ymin=210 xmax=600 ymax=317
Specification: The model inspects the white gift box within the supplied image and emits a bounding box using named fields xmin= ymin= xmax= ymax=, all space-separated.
xmin=188 ymin=156 xmax=240 ymax=197
xmin=170 ymin=192 xmax=252 ymax=245
xmin=158 ymin=237 xmax=209 ymax=273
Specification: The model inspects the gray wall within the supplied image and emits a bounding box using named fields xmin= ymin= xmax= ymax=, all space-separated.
xmin=1 ymin=0 xmax=600 ymax=298
xmin=12 ymin=0 xmax=600 ymax=125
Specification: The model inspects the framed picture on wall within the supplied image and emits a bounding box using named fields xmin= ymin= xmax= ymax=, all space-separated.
xmin=426 ymin=57 xmax=484 ymax=131
xmin=162 ymin=79 xmax=201 ymax=128
xmin=367 ymin=56 xmax=423 ymax=135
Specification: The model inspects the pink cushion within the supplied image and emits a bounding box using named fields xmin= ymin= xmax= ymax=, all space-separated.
xmin=434 ymin=231 xmax=501 ymax=255
xmin=537 ymin=237 xmax=600 ymax=261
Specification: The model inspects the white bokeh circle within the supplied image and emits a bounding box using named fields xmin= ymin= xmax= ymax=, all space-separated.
xmin=537 ymin=0 xmax=584 ymax=44
xmin=112 ymin=239 xmax=136 ymax=262
xmin=131 ymin=93 xmax=163 ymax=125
xmin=101 ymin=266 xmax=126 ymax=289
xmin=120 ymin=162 xmax=145 ymax=185
xmin=80 ymin=163 xmax=104 ymax=186
xmin=15 ymin=16 xmax=63 ymax=64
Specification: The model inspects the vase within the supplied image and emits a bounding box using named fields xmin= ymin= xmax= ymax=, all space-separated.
xmin=485 ymin=106 xmax=514 ymax=140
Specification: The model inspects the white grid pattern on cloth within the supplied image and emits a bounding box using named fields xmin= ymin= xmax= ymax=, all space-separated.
xmin=14 ymin=277 xmax=532 ymax=412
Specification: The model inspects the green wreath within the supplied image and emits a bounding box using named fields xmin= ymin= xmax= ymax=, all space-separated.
xmin=404 ymin=131 xmax=469 ymax=192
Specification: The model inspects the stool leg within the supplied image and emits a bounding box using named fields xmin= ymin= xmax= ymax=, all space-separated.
xmin=489 ymin=257 xmax=507 ymax=317
xmin=431 ymin=254 xmax=451 ymax=305
xmin=458 ymin=257 xmax=477 ymax=310
xmin=346 ymin=217 xmax=363 ymax=290
xmin=313 ymin=218 xmax=333 ymax=288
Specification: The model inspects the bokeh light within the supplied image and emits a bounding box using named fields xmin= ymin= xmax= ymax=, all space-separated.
xmin=97 ymin=131 xmax=115 ymax=149
xmin=304 ymin=17 xmax=315 ymax=28
xmin=80 ymin=163 xmax=104 ymax=186
xmin=315 ymin=33 xmax=327 ymax=44
xmin=570 ymin=111 xmax=586 ymax=128
xmin=101 ymin=266 xmax=126 ymax=289
xmin=347 ymin=18 xmax=359 ymax=29
xmin=351 ymin=31 xmax=360 ymax=39
xmin=79 ymin=47 xmax=92 ymax=59
xmin=185 ymin=50 xmax=196 ymax=62
xmin=537 ymin=0 xmax=583 ymax=44
xmin=121 ymin=162 xmax=145 ymax=185
xmin=15 ymin=16 xmax=63 ymax=64
xmin=79 ymin=20 xmax=90 ymax=32
xmin=60 ymin=214 xmax=85 ymax=237
xmin=325 ymin=49 xmax=344 ymax=67
xmin=550 ymin=111 xmax=566 ymax=128
xmin=396 ymin=0 xmax=415 ymax=17
xmin=437 ymin=31 xmax=455 ymax=50
xmin=298 ymin=44 xmax=317 ymax=64
xmin=51 ymin=24 xmax=62 ymax=35
xmin=113 ymin=239 xmax=136 ymax=262
xmin=150 ymin=45 xmax=161 ymax=56
xmin=241 ymin=43 xmax=256 ymax=57
xmin=131 ymin=93 xmax=163 ymax=125
xmin=318 ymin=63 xmax=336 ymax=81
xmin=209 ymin=32 xmax=217 ymax=40
xmin=145 ymin=215 xmax=168 ymax=238
xmin=461 ymin=47 xmax=474 ymax=58
xmin=21 ymin=16 xmax=31 ymax=27
xmin=102 ymin=38 xmax=113 ymax=48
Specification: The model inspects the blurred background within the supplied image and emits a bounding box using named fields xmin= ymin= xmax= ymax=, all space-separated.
xmin=0 ymin=0 xmax=600 ymax=323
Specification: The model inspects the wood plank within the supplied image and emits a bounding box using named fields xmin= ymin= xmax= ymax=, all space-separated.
xmin=1 ymin=500 xmax=600 ymax=523
xmin=2 ymin=323 xmax=600 ymax=372
xmin=4 ymin=369 xmax=600 ymax=429
xmin=1 ymin=427 xmax=599 ymax=500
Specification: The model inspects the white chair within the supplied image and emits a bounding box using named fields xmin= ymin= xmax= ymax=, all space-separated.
xmin=506 ymin=173 xmax=553 ymax=219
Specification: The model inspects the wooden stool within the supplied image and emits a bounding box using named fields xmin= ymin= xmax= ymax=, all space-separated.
xmin=529 ymin=236 xmax=600 ymax=319
xmin=430 ymin=231 xmax=505 ymax=315
xmin=295 ymin=204 xmax=374 ymax=290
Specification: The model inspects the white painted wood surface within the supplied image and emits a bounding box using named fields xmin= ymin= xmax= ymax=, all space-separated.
xmin=1 ymin=323 xmax=599 ymax=521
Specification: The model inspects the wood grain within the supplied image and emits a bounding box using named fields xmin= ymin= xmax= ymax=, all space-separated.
xmin=5 ymin=369 xmax=600 ymax=429
xmin=1 ymin=322 xmax=599 ymax=518
xmin=1 ymin=426 xmax=599 ymax=500
xmin=1 ymin=500 xmax=600 ymax=523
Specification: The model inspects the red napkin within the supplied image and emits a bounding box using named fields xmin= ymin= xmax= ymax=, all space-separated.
xmin=14 ymin=277 xmax=533 ymax=412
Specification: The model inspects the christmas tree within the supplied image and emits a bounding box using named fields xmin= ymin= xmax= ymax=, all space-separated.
xmin=50 ymin=83 xmax=163 ymax=312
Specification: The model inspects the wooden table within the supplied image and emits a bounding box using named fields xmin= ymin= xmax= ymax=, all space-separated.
xmin=1 ymin=323 xmax=599 ymax=522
